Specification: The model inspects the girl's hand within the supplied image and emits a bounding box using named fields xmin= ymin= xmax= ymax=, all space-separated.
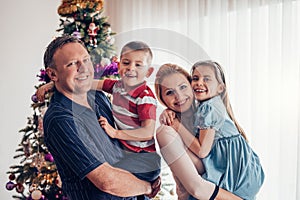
xmin=98 ymin=116 xmax=117 ymax=138
xmin=159 ymin=109 xmax=176 ymax=125
xmin=36 ymin=81 xmax=54 ymax=102
xmin=170 ymin=118 xmax=180 ymax=131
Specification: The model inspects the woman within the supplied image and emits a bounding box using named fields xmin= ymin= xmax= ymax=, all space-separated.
xmin=154 ymin=63 xmax=242 ymax=200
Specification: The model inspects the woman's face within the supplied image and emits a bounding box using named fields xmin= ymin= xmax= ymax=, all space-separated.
xmin=160 ymin=73 xmax=194 ymax=113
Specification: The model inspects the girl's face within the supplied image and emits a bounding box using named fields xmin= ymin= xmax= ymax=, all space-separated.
xmin=160 ymin=73 xmax=194 ymax=113
xmin=191 ymin=65 xmax=224 ymax=101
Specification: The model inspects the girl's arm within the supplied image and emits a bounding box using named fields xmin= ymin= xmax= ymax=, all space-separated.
xmin=159 ymin=109 xmax=176 ymax=125
xmin=172 ymin=119 xmax=215 ymax=158
xmin=99 ymin=117 xmax=155 ymax=141
xmin=91 ymin=79 xmax=105 ymax=91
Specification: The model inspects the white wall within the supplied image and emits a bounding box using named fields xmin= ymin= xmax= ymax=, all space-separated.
xmin=0 ymin=1 xmax=60 ymax=198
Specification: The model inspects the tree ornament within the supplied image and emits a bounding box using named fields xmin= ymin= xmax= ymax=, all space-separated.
xmin=31 ymin=94 xmax=38 ymax=103
xmin=16 ymin=183 xmax=25 ymax=193
xmin=9 ymin=174 xmax=16 ymax=180
xmin=6 ymin=181 xmax=15 ymax=190
xmin=88 ymin=22 xmax=99 ymax=47
xmin=44 ymin=153 xmax=54 ymax=162
xmin=72 ymin=30 xmax=82 ymax=39
xmin=29 ymin=184 xmax=37 ymax=193
xmin=55 ymin=174 xmax=62 ymax=188
xmin=31 ymin=189 xmax=42 ymax=200
xmin=57 ymin=0 xmax=104 ymax=16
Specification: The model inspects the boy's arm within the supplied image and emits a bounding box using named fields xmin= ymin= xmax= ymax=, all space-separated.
xmin=99 ymin=117 xmax=155 ymax=141
xmin=36 ymin=81 xmax=54 ymax=102
xmin=172 ymin=119 xmax=215 ymax=159
xmin=91 ymin=79 xmax=105 ymax=91
xmin=115 ymin=119 xmax=155 ymax=141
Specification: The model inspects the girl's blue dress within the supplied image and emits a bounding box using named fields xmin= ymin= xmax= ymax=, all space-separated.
xmin=193 ymin=95 xmax=264 ymax=200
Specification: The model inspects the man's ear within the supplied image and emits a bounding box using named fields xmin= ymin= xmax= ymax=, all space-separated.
xmin=46 ymin=68 xmax=58 ymax=81
xmin=146 ymin=66 xmax=154 ymax=78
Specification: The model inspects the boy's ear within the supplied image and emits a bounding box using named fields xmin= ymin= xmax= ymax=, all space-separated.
xmin=46 ymin=68 xmax=58 ymax=81
xmin=146 ymin=66 xmax=154 ymax=78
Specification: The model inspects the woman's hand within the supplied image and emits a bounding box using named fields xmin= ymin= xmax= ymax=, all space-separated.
xmin=159 ymin=109 xmax=176 ymax=125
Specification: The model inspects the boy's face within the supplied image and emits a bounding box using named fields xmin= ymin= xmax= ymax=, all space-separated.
xmin=119 ymin=49 xmax=153 ymax=90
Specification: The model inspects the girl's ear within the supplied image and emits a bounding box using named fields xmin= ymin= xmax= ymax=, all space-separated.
xmin=46 ymin=68 xmax=58 ymax=81
xmin=146 ymin=66 xmax=154 ymax=78
xmin=217 ymin=84 xmax=225 ymax=94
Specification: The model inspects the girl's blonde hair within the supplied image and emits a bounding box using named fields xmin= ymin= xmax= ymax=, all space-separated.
xmin=154 ymin=63 xmax=191 ymax=107
xmin=191 ymin=60 xmax=248 ymax=141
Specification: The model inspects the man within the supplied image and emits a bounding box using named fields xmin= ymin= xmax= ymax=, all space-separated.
xmin=42 ymin=35 xmax=160 ymax=199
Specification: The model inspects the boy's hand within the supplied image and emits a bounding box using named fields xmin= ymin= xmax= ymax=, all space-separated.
xmin=36 ymin=81 xmax=54 ymax=102
xmin=145 ymin=176 xmax=161 ymax=198
xmin=159 ymin=109 xmax=176 ymax=125
xmin=98 ymin=116 xmax=117 ymax=138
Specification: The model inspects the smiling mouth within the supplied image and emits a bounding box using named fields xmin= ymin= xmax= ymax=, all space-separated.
xmin=175 ymin=98 xmax=188 ymax=106
xmin=124 ymin=74 xmax=136 ymax=78
xmin=76 ymin=75 xmax=89 ymax=81
xmin=194 ymin=88 xmax=207 ymax=93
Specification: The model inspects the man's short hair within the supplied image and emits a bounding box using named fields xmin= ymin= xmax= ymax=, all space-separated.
xmin=44 ymin=35 xmax=86 ymax=69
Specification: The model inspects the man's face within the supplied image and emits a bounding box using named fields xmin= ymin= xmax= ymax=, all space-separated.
xmin=50 ymin=42 xmax=94 ymax=98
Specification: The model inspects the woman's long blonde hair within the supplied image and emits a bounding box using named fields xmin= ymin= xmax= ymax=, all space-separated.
xmin=191 ymin=60 xmax=248 ymax=141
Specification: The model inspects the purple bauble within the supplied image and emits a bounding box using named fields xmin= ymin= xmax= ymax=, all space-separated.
xmin=44 ymin=153 xmax=54 ymax=162
xmin=31 ymin=94 xmax=38 ymax=103
xmin=6 ymin=181 xmax=15 ymax=190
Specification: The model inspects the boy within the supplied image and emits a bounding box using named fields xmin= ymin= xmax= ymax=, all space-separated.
xmin=95 ymin=41 xmax=160 ymax=183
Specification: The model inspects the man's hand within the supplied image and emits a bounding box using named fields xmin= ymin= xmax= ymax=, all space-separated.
xmin=146 ymin=176 xmax=161 ymax=198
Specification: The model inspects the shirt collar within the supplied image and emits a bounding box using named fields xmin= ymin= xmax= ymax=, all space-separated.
xmin=51 ymin=89 xmax=96 ymax=115
xmin=117 ymin=80 xmax=148 ymax=98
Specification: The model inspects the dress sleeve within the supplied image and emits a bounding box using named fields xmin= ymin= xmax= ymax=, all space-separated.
xmin=194 ymin=101 xmax=225 ymax=131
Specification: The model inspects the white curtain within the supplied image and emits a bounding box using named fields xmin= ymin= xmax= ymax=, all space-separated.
xmin=104 ymin=0 xmax=300 ymax=199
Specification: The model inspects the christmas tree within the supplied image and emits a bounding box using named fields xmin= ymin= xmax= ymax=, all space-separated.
xmin=6 ymin=1 xmax=118 ymax=199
